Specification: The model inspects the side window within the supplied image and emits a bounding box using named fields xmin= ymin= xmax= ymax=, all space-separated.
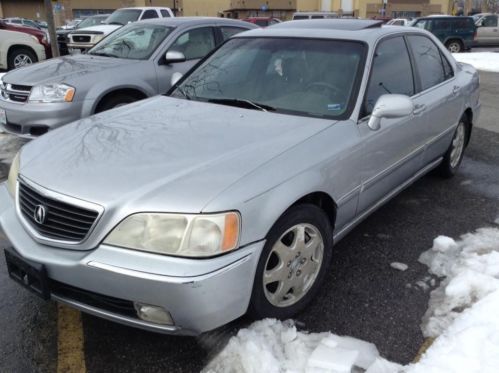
xmin=483 ymin=15 xmax=498 ymax=27
xmin=413 ymin=20 xmax=427 ymax=30
xmin=169 ymin=27 xmax=216 ymax=60
xmin=364 ymin=36 xmax=414 ymax=115
xmin=160 ymin=10 xmax=171 ymax=18
xmin=220 ymin=26 xmax=246 ymax=41
xmin=407 ymin=35 xmax=445 ymax=91
xmin=141 ymin=10 xmax=159 ymax=20
xmin=432 ymin=19 xmax=450 ymax=31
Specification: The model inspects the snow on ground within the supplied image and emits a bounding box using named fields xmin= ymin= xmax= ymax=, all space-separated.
xmin=205 ymin=228 xmax=499 ymax=373
xmin=452 ymin=52 xmax=499 ymax=73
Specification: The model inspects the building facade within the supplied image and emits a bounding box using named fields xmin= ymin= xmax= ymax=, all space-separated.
xmin=0 ymin=0 xmax=451 ymax=23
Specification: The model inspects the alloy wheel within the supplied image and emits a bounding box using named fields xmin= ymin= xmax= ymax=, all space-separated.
xmin=450 ymin=121 xmax=465 ymax=168
xmin=13 ymin=54 xmax=33 ymax=68
xmin=263 ymin=223 xmax=324 ymax=308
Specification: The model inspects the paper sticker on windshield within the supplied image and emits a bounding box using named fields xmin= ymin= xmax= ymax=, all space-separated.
xmin=327 ymin=103 xmax=342 ymax=111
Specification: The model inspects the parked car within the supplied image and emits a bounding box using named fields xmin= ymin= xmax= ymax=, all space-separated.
xmin=386 ymin=18 xmax=410 ymax=26
xmin=57 ymin=14 xmax=110 ymax=55
xmin=0 ymin=19 xmax=479 ymax=334
xmin=0 ymin=17 xmax=256 ymax=138
xmin=0 ymin=28 xmax=47 ymax=70
xmin=0 ymin=19 xmax=51 ymax=60
xmin=60 ymin=19 xmax=82 ymax=30
xmin=474 ymin=13 xmax=499 ymax=45
xmin=4 ymin=17 xmax=44 ymax=30
xmin=243 ymin=17 xmax=281 ymax=27
xmin=409 ymin=16 xmax=476 ymax=52
xmin=67 ymin=7 xmax=174 ymax=54
xmin=292 ymin=12 xmax=338 ymax=20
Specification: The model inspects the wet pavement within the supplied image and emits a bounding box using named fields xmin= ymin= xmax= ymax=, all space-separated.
xmin=0 ymin=72 xmax=498 ymax=372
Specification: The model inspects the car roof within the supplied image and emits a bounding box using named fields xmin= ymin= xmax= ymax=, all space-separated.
xmin=140 ymin=17 xmax=258 ymax=28
xmin=415 ymin=16 xmax=474 ymax=20
xmin=119 ymin=7 xmax=172 ymax=11
xmin=270 ymin=19 xmax=384 ymax=30
xmin=234 ymin=20 xmax=427 ymax=43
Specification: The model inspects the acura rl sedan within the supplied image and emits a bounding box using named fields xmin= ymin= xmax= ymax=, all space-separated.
xmin=0 ymin=17 xmax=256 ymax=138
xmin=0 ymin=20 xmax=480 ymax=335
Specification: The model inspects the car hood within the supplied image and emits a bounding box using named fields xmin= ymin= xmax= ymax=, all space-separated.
xmin=70 ymin=24 xmax=120 ymax=34
xmin=2 ymin=54 xmax=138 ymax=86
xmin=20 ymin=96 xmax=335 ymax=213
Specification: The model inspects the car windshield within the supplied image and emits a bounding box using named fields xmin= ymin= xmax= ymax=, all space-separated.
xmin=106 ymin=9 xmax=141 ymax=25
xmin=77 ymin=16 xmax=107 ymax=29
xmin=171 ymin=37 xmax=366 ymax=120
xmin=88 ymin=24 xmax=172 ymax=60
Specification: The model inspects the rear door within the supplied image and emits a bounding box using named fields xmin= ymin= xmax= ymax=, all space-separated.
xmin=406 ymin=34 xmax=463 ymax=165
xmin=357 ymin=35 xmax=427 ymax=213
xmin=155 ymin=26 xmax=217 ymax=93
xmin=476 ymin=15 xmax=499 ymax=45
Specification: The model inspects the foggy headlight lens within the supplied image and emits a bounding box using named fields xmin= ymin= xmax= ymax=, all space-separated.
xmin=92 ymin=34 xmax=105 ymax=44
xmin=104 ymin=212 xmax=240 ymax=257
xmin=7 ymin=152 xmax=20 ymax=198
xmin=29 ymin=83 xmax=75 ymax=103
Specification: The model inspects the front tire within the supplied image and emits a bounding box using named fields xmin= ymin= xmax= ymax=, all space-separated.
xmin=96 ymin=93 xmax=138 ymax=113
xmin=248 ymin=204 xmax=333 ymax=319
xmin=7 ymin=47 xmax=37 ymax=70
xmin=438 ymin=116 xmax=469 ymax=178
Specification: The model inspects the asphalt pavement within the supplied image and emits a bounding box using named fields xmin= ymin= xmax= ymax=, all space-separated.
xmin=0 ymin=72 xmax=498 ymax=373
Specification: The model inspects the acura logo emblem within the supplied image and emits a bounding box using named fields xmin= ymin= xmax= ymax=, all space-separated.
xmin=34 ymin=205 xmax=47 ymax=224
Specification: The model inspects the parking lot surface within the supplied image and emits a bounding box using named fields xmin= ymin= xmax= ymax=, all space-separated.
xmin=0 ymin=71 xmax=498 ymax=372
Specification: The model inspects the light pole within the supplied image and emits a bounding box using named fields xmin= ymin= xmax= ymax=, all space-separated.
xmin=43 ymin=0 xmax=60 ymax=58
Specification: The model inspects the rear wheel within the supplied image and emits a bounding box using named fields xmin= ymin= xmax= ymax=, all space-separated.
xmin=7 ymin=47 xmax=37 ymax=70
xmin=438 ymin=116 xmax=469 ymax=178
xmin=248 ymin=204 xmax=333 ymax=319
xmin=445 ymin=39 xmax=463 ymax=53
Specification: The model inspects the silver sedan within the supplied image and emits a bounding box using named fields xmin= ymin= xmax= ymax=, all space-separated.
xmin=0 ymin=20 xmax=480 ymax=335
xmin=0 ymin=17 xmax=256 ymax=138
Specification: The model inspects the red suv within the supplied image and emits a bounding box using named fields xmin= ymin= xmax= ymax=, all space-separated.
xmin=0 ymin=20 xmax=52 ymax=58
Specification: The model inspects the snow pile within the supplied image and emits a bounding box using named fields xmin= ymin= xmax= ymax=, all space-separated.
xmin=205 ymin=228 xmax=499 ymax=373
xmin=419 ymin=228 xmax=499 ymax=337
xmin=203 ymin=319 xmax=385 ymax=373
xmin=452 ymin=52 xmax=499 ymax=73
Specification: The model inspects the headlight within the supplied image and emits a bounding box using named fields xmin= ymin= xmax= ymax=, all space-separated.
xmin=29 ymin=83 xmax=75 ymax=103
xmin=92 ymin=34 xmax=105 ymax=44
xmin=104 ymin=212 xmax=241 ymax=258
xmin=7 ymin=152 xmax=20 ymax=198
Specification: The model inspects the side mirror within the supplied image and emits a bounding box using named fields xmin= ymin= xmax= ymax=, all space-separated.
xmin=171 ymin=72 xmax=183 ymax=86
xmin=165 ymin=50 xmax=186 ymax=64
xmin=367 ymin=94 xmax=414 ymax=131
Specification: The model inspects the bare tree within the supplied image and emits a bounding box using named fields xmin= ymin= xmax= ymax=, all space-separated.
xmin=43 ymin=0 xmax=60 ymax=58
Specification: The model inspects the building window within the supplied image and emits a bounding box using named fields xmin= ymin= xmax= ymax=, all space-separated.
xmin=73 ymin=9 xmax=114 ymax=19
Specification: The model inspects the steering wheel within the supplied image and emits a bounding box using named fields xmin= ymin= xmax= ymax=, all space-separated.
xmin=306 ymin=82 xmax=343 ymax=99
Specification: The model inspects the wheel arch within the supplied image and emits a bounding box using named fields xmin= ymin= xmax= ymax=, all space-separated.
xmin=290 ymin=192 xmax=337 ymax=232
xmin=7 ymin=44 xmax=38 ymax=62
xmin=93 ymin=87 xmax=149 ymax=114
xmin=463 ymin=107 xmax=473 ymax=146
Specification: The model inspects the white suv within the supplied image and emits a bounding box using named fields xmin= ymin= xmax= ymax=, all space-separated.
xmin=67 ymin=7 xmax=174 ymax=54
xmin=0 ymin=29 xmax=46 ymax=70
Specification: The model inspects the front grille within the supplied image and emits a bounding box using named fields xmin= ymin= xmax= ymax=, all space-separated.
xmin=71 ymin=35 xmax=91 ymax=43
xmin=18 ymin=181 xmax=99 ymax=242
xmin=0 ymin=83 xmax=31 ymax=103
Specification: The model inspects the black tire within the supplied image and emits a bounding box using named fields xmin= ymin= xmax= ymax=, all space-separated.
xmin=445 ymin=39 xmax=463 ymax=53
xmin=96 ymin=93 xmax=138 ymax=113
xmin=438 ymin=115 xmax=470 ymax=178
xmin=247 ymin=204 xmax=333 ymax=320
xmin=7 ymin=47 xmax=37 ymax=70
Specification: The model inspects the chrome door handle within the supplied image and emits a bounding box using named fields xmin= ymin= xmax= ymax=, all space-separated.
xmin=413 ymin=104 xmax=426 ymax=115
xmin=452 ymin=85 xmax=461 ymax=95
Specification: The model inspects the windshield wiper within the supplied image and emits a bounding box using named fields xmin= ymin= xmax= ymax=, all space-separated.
xmin=89 ymin=52 xmax=119 ymax=58
xmin=107 ymin=22 xmax=124 ymax=26
xmin=175 ymin=86 xmax=191 ymax=100
xmin=207 ymin=98 xmax=275 ymax=112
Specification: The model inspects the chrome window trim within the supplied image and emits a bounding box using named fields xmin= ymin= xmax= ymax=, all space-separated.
xmin=15 ymin=175 xmax=104 ymax=248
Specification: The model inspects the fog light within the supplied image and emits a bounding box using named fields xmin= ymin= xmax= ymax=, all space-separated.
xmin=134 ymin=302 xmax=174 ymax=325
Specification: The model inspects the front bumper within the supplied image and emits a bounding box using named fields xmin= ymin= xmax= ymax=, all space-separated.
xmin=0 ymin=184 xmax=263 ymax=335
xmin=0 ymin=99 xmax=86 ymax=138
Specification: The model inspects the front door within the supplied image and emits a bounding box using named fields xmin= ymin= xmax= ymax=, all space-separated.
xmin=357 ymin=36 xmax=427 ymax=213
xmin=476 ymin=15 xmax=499 ymax=45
